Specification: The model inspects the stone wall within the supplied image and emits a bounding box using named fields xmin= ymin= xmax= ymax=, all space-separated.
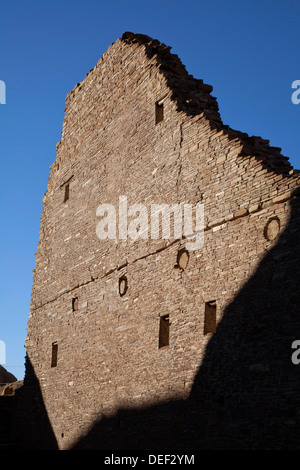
xmin=21 ymin=33 xmax=300 ymax=449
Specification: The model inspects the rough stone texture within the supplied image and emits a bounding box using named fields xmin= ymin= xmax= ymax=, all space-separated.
xmin=0 ymin=366 xmax=17 ymax=385
xmin=17 ymin=32 xmax=300 ymax=450
xmin=0 ymin=367 xmax=21 ymax=448
xmin=0 ymin=381 xmax=23 ymax=396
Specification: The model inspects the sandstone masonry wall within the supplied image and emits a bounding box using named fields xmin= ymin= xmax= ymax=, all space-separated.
xmin=23 ymin=33 xmax=300 ymax=450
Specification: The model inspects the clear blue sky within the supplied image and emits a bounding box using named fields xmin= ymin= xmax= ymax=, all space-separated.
xmin=0 ymin=0 xmax=300 ymax=380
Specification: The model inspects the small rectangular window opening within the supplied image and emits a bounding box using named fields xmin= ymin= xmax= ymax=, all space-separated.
xmin=72 ymin=297 xmax=78 ymax=312
xmin=64 ymin=183 xmax=70 ymax=202
xmin=155 ymin=100 xmax=164 ymax=125
xmin=51 ymin=342 xmax=58 ymax=368
xmin=159 ymin=314 xmax=169 ymax=348
xmin=204 ymin=301 xmax=216 ymax=335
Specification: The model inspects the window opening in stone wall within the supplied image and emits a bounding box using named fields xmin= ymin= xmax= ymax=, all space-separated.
xmin=72 ymin=297 xmax=78 ymax=311
xmin=264 ymin=217 xmax=280 ymax=241
xmin=204 ymin=301 xmax=216 ymax=335
xmin=64 ymin=183 xmax=70 ymax=202
xmin=51 ymin=342 xmax=58 ymax=368
xmin=155 ymin=100 xmax=164 ymax=124
xmin=119 ymin=276 xmax=128 ymax=297
xmin=177 ymin=248 xmax=189 ymax=270
xmin=159 ymin=314 xmax=169 ymax=348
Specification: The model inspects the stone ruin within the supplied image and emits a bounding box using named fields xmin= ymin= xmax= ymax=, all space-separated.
xmin=9 ymin=32 xmax=300 ymax=450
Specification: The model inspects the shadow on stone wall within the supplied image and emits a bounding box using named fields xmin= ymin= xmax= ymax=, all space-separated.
xmin=16 ymin=190 xmax=300 ymax=450
xmin=186 ymin=191 xmax=300 ymax=450
xmin=71 ymin=190 xmax=300 ymax=450
xmin=14 ymin=356 xmax=58 ymax=450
